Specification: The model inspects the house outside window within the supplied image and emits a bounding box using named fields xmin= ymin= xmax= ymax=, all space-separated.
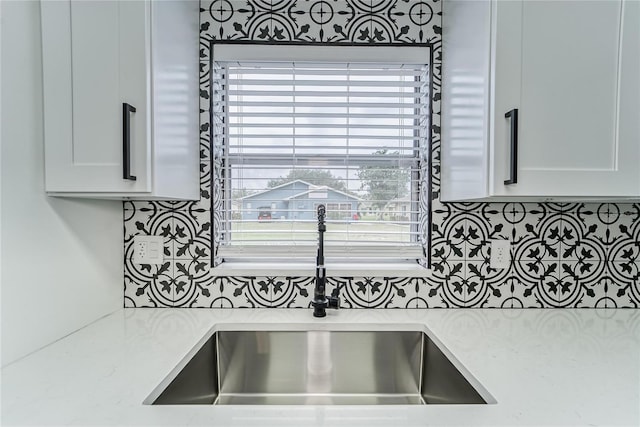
xmin=211 ymin=45 xmax=431 ymax=266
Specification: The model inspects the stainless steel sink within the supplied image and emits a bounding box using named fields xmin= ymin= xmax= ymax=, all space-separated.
xmin=144 ymin=324 xmax=494 ymax=405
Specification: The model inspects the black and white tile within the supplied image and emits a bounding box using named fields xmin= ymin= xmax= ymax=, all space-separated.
xmin=122 ymin=0 xmax=640 ymax=309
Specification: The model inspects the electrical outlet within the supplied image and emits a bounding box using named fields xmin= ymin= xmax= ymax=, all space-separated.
xmin=490 ymin=239 xmax=511 ymax=269
xmin=133 ymin=236 xmax=164 ymax=265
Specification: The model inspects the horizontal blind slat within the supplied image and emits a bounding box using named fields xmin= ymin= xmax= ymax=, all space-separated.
xmin=224 ymin=60 xmax=426 ymax=69
xmin=227 ymin=135 xmax=422 ymax=141
xmin=228 ymin=90 xmax=423 ymax=98
xmin=218 ymin=245 xmax=424 ymax=260
xmin=227 ymin=123 xmax=422 ymax=130
xmin=226 ymin=67 xmax=425 ymax=75
xmin=227 ymin=101 xmax=426 ymax=109
xmin=227 ymin=112 xmax=422 ymax=119
xmin=226 ymin=154 xmax=420 ymax=160
xmin=227 ymin=79 xmax=423 ymax=87
xmin=225 ymin=165 xmax=421 ymax=171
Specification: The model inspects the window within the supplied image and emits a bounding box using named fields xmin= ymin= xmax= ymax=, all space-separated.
xmin=212 ymin=45 xmax=430 ymax=265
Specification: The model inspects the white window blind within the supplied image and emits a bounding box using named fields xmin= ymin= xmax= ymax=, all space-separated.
xmin=212 ymin=52 xmax=429 ymax=261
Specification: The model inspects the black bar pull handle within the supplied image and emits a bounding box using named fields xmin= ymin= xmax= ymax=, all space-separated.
xmin=123 ymin=102 xmax=137 ymax=181
xmin=504 ymin=108 xmax=518 ymax=185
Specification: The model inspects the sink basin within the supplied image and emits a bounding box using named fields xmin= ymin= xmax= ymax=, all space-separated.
xmin=145 ymin=324 xmax=494 ymax=405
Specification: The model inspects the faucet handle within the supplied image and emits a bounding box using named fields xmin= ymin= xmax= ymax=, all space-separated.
xmin=327 ymin=295 xmax=340 ymax=310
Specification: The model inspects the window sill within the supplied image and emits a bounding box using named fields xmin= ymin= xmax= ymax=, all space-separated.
xmin=211 ymin=262 xmax=431 ymax=278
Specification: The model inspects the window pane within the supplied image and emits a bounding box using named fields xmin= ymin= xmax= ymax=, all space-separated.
xmin=214 ymin=61 xmax=428 ymax=251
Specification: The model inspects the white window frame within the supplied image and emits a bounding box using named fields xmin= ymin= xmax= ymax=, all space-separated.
xmin=211 ymin=44 xmax=432 ymax=277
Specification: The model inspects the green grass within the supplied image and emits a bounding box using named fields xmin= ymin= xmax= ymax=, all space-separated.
xmin=230 ymin=220 xmax=411 ymax=242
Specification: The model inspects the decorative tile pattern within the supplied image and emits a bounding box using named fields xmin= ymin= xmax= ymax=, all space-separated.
xmin=124 ymin=206 xmax=173 ymax=259
xmin=512 ymin=260 xmax=561 ymax=308
xmin=368 ymin=277 xmax=416 ymax=308
xmin=172 ymin=210 xmax=212 ymax=260
xmin=172 ymin=259 xmax=216 ymax=308
xmin=416 ymin=277 xmax=450 ymax=308
xmin=124 ymin=260 xmax=175 ymax=308
xmin=205 ymin=0 xmax=438 ymax=44
xmin=558 ymin=260 xmax=607 ymax=308
xmin=465 ymin=261 xmax=511 ymax=308
xmin=122 ymin=0 xmax=640 ymax=308
xmin=272 ymin=277 xmax=314 ymax=308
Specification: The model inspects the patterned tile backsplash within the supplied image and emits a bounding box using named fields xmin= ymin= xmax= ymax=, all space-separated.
xmin=123 ymin=0 xmax=640 ymax=309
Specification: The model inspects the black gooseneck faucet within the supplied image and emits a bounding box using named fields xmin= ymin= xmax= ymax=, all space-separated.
xmin=312 ymin=204 xmax=339 ymax=317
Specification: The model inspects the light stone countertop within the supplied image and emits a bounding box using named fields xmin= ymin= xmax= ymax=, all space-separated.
xmin=2 ymin=308 xmax=639 ymax=426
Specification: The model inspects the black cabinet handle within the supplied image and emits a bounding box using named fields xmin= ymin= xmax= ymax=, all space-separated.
xmin=123 ymin=103 xmax=137 ymax=181
xmin=504 ymin=108 xmax=518 ymax=185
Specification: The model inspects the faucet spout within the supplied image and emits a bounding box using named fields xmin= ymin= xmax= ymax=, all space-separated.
xmin=312 ymin=204 xmax=339 ymax=317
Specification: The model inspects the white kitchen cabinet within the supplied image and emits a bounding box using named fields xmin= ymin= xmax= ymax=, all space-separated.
xmin=441 ymin=0 xmax=640 ymax=201
xmin=40 ymin=0 xmax=200 ymax=199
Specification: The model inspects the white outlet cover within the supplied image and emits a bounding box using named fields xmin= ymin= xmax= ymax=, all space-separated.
xmin=133 ymin=236 xmax=164 ymax=265
xmin=490 ymin=239 xmax=511 ymax=269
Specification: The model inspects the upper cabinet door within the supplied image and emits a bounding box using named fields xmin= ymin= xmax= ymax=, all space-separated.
xmin=41 ymin=0 xmax=150 ymax=193
xmin=442 ymin=0 xmax=640 ymax=201
xmin=492 ymin=0 xmax=639 ymax=198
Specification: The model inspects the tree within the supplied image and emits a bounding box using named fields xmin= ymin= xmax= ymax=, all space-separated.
xmin=231 ymin=188 xmax=253 ymax=199
xmin=267 ymin=169 xmax=348 ymax=192
xmin=357 ymin=149 xmax=409 ymax=211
